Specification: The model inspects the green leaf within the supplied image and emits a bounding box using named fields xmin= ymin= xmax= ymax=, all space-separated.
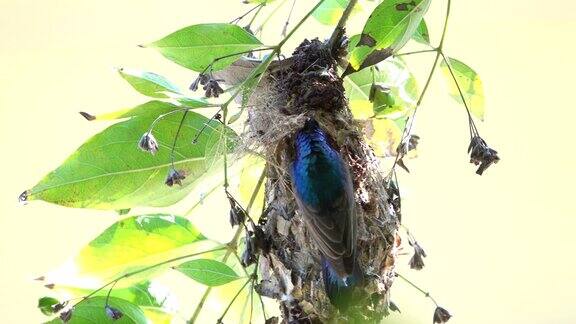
xmin=347 ymin=0 xmax=430 ymax=72
xmin=147 ymin=23 xmax=263 ymax=72
xmin=44 ymin=214 xmax=210 ymax=288
xmin=38 ymin=297 xmax=60 ymax=316
xmin=176 ymin=97 xmax=212 ymax=109
xmin=412 ymin=19 xmax=430 ymax=44
xmin=118 ymin=68 xmax=181 ymax=98
xmin=48 ymin=297 xmax=146 ymax=324
xmin=26 ymin=101 xmax=237 ymax=209
xmin=440 ymin=57 xmax=485 ymax=120
xmin=344 ymin=57 xmax=418 ymax=119
xmin=175 ymin=259 xmax=240 ymax=286
xmin=313 ymin=0 xmax=354 ymax=25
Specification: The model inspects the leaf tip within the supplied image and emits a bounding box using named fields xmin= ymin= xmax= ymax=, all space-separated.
xmin=79 ymin=111 xmax=96 ymax=121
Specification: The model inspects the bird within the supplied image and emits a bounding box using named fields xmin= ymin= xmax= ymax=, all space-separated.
xmin=290 ymin=118 xmax=362 ymax=310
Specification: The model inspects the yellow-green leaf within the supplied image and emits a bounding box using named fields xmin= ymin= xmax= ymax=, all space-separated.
xmin=348 ymin=0 xmax=430 ymax=72
xmin=43 ymin=214 xmax=212 ymax=289
xmin=368 ymin=118 xmax=402 ymax=157
xmin=440 ymin=57 xmax=485 ymax=121
xmin=344 ymin=57 xmax=418 ymax=119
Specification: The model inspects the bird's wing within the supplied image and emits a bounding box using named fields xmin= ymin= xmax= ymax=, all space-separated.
xmin=297 ymin=190 xmax=354 ymax=275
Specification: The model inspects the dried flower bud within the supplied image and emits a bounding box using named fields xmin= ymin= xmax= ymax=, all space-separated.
xmin=79 ymin=111 xmax=96 ymax=121
xmin=60 ymin=309 xmax=73 ymax=322
xmin=227 ymin=194 xmax=246 ymax=227
xmin=389 ymin=301 xmax=401 ymax=313
xmin=433 ymin=306 xmax=452 ymax=323
xmin=18 ymin=190 xmax=29 ymax=205
xmin=384 ymin=178 xmax=402 ymax=222
xmin=105 ymin=305 xmax=124 ymax=320
xmin=52 ymin=301 xmax=67 ymax=313
xmin=468 ymin=136 xmax=500 ymax=175
xmin=204 ymin=79 xmax=225 ymax=98
xmin=241 ymin=231 xmax=257 ymax=267
xmin=190 ymin=73 xmax=210 ymax=91
xmin=165 ymin=169 xmax=186 ymax=187
xmin=138 ymin=132 xmax=159 ymax=155
xmin=408 ymin=238 xmax=427 ymax=270
xmin=397 ymin=134 xmax=420 ymax=157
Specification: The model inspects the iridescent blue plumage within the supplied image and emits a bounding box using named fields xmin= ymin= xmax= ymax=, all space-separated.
xmin=291 ymin=118 xmax=361 ymax=310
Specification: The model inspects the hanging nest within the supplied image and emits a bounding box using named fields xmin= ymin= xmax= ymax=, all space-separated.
xmin=216 ymin=38 xmax=400 ymax=323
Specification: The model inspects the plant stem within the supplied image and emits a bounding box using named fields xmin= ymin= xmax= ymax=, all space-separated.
xmin=170 ymin=110 xmax=189 ymax=168
xmin=396 ymin=273 xmax=438 ymax=306
xmin=395 ymin=49 xmax=437 ymax=57
xmin=217 ymin=278 xmax=253 ymax=323
xmin=256 ymin=0 xmax=290 ymax=33
xmin=327 ymin=0 xmax=358 ymax=52
xmin=72 ymin=246 xmax=226 ymax=308
xmin=189 ymin=167 xmax=267 ymax=323
xmin=279 ymin=0 xmax=325 ymax=48
xmin=438 ymin=0 xmax=452 ymax=50
xmin=230 ymin=3 xmax=265 ymax=25
xmin=439 ymin=52 xmax=477 ymax=137
xmin=281 ymin=0 xmax=297 ymax=37
xmin=390 ymin=0 xmax=454 ymax=173
xmin=248 ymin=4 xmax=265 ymax=28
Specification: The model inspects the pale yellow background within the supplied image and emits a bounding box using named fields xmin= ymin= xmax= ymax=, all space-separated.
xmin=1 ymin=0 xmax=575 ymax=323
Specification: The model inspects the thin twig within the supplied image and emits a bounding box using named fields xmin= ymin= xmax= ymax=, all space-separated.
xmin=189 ymin=167 xmax=267 ymax=323
xmin=71 ymin=246 xmax=226 ymax=309
xmin=170 ymin=110 xmax=189 ymax=168
xmin=230 ymin=3 xmax=265 ymax=25
xmin=217 ymin=278 xmax=253 ymax=323
xmin=395 ymin=49 xmax=437 ymax=57
xmin=255 ymin=0 xmax=290 ymax=33
xmin=281 ymin=0 xmax=297 ymax=37
xmin=396 ymin=272 xmax=439 ymax=306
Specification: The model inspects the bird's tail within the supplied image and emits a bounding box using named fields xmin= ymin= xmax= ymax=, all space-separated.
xmin=322 ymin=256 xmax=363 ymax=311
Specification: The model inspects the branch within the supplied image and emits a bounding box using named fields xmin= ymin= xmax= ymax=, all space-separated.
xmin=327 ymin=0 xmax=358 ymax=53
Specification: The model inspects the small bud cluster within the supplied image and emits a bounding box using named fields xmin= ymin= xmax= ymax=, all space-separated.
xmin=165 ymin=169 xmax=186 ymax=187
xmin=190 ymin=73 xmax=224 ymax=98
xmin=228 ymin=195 xmax=247 ymax=227
xmin=105 ymin=305 xmax=124 ymax=320
xmin=468 ymin=136 xmax=499 ymax=175
xmin=396 ymin=134 xmax=420 ymax=173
